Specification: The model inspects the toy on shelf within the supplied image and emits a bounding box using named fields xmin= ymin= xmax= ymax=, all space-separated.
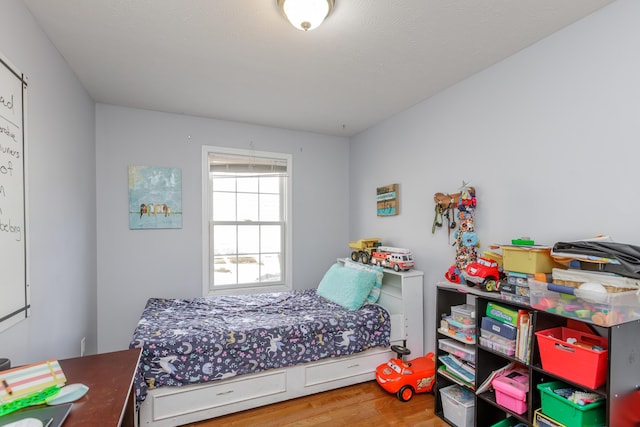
xmin=462 ymin=257 xmax=502 ymax=292
xmin=435 ymin=182 xmax=479 ymax=284
xmin=348 ymin=238 xmax=381 ymax=265
xmin=371 ymin=246 xmax=414 ymax=271
xmin=348 ymin=239 xmax=414 ymax=271
xmin=375 ymin=345 xmax=435 ymax=402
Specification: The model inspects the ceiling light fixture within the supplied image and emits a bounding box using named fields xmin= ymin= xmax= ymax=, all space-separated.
xmin=277 ymin=0 xmax=335 ymax=31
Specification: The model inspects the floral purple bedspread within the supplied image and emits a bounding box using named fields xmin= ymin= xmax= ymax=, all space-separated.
xmin=129 ymin=289 xmax=390 ymax=403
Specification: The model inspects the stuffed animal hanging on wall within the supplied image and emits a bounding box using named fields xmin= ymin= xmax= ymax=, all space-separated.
xmin=444 ymin=184 xmax=478 ymax=284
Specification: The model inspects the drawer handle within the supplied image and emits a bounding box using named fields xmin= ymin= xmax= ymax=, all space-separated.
xmin=347 ymin=364 xmax=360 ymax=369
xmin=216 ymin=390 xmax=234 ymax=396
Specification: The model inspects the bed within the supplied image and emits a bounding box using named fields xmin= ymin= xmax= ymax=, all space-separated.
xmin=130 ymin=260 xmax=424 ymax=427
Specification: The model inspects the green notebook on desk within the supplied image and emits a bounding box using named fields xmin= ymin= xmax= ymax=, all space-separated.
xmin=0 ymin=403 xmax=72 ymax=426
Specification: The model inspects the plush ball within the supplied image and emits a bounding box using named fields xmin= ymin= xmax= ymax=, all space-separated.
xmin=462 ymin=232 xmax=478 ymax=247
xmin=578 ymin=282 xmax=607 ymax=303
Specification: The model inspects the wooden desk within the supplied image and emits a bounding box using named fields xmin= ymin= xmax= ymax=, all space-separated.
xmin=59 ymin=348 xmax=141 ymax=426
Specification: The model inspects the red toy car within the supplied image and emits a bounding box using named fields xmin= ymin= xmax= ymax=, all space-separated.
xmin=375 ymin=345 xmax=436 ymax=401
xmin=462 ymin=257 xmax=501 ymax=292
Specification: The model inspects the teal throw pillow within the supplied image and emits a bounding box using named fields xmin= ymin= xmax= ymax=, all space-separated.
xmin=316 ymin=263 xmax=377 ymax=310
xmin=343 ymin=258 xmax=384 ymax=304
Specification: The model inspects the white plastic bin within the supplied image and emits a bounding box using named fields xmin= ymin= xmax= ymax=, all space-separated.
xmin=440 ymin=384 xmax=474 ymax=427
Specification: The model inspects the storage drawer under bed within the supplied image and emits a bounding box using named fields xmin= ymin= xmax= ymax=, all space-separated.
xmin=304 ymin=347 xmax=392 ymax=387
xmin=146 ymin=369 xmax=287 ymax=422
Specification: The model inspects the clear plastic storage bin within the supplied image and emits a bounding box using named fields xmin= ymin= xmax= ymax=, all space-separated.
xmin=440 ymin=384 xmax=474 ymax=427
xmin=438 ymin=338 xmax=475 ymax=364
xmin=451 ymin=304 xmax=476 ymax=325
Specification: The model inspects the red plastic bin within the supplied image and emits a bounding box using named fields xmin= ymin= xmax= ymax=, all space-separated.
xmin=535 ymin=327 xmax=608 ymax=389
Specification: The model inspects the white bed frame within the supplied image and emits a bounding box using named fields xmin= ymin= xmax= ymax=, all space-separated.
xmin=136 ymin=267 xmax=424 ymax=426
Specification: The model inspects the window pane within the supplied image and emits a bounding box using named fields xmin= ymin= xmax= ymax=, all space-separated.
xmin=213 ymin=255 xmax=236 ymax=285
xmin=260 ymin=253 xmax=281 ymax=282
xmin=260 ymin=194 xmax=280 ymax=221
xmin=237 ymin=225 xmax=259 ymax=253
xmin=212 ymin=192 xmax=236 ymax=221
xmin=260 ymin=176 xmax=280 ymax=194
xmin=213 ymin=225 xmax=236 ymax=255
xmin=261 ymin=225 xmax=281 ymax=253
xmin=212 ymin=176 xmax=235 ymax=192
xmin=237 ymin=254 xmax=260 ymax=283
xmin=237 ymin=176 xmax=258 ymax=193
xmin=237 ymin=193 xmax=259 ymax=221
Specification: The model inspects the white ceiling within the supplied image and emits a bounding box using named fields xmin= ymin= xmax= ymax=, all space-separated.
xmin=22 ymin=0 xmax=614 ymax=136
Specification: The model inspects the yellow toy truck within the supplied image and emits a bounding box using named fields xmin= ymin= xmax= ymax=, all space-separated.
xmin=348 ymin=238 xmax=382 ymax=265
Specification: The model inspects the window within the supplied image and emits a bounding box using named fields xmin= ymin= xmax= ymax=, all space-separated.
xmin=202 ymin=146 xmax=292 ymax=295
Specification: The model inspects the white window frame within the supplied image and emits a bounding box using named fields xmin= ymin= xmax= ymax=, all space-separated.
xmin=201 ymin=145 xmax=292 ymax=296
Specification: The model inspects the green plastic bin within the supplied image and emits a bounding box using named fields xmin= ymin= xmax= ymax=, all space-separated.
xmin=537 ymin=381 xmax=605 ymax=427
xmin=490 ymin=417 xmax=527 ymax=427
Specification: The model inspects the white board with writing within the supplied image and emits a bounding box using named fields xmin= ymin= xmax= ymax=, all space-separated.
xmin=0 ymin=52 xmax=28 ymax=332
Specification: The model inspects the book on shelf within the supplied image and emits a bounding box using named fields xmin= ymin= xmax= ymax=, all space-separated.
xmin=438 ymin=355 xmax=475 ymax=383
xmin=445 ymin=352 xmax=476 ymax=375
xmin=515 ymin=309 xmax=531 ymax=363
xmin=437 ymin=365 xmax=475 ymax=390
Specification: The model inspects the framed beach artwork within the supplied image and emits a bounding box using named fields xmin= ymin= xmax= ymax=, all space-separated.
xmin=128 ymin=165 xmax=183 ymax=229
xmin=377 ymin=183 xmax=399 ymax=216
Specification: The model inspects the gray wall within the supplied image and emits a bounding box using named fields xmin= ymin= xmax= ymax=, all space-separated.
xmin=95 ymin=104 xmax=350 ymax=352
xmin=0 ymin=0 xmax=96 ymax=364
xmin=349 ymin=0 xmax=640 ymax=354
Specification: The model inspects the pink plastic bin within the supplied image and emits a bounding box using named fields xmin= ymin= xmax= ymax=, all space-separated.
xmin=491 ymin=367 xmax=529 ymax=415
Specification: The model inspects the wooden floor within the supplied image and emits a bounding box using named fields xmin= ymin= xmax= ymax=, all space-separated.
xmin=185 ymin=381 xmax=451 ymax=427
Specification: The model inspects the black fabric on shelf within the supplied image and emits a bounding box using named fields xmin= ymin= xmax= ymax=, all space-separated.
xmin=553 ymin=241 xmax=640 ymax=278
